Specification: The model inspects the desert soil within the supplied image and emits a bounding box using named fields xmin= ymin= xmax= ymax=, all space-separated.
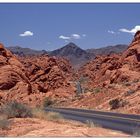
xmin=0 ymin=118 xmax=130 ymax=137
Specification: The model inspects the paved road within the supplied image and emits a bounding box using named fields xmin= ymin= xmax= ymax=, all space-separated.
xmin=45 ymin=107 xmax=140 ymax=135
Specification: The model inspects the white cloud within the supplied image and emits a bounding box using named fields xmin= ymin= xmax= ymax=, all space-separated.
xmin=71 ymin=34 xmax=81 ymax=39
xmin=19 ymin=31 xmax=33 ymax=37
xmin=119 ymin=25 xmax=140 ymax=35
xmin=59 ymin=35 xmax=71 ymax=40
xmin=108 ymin=30 xmax=115 ymax=34
xmin=59 ymin=33 xmax=82 ymax=41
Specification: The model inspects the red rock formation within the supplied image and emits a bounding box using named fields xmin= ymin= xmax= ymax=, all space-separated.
xmin=19 ymin=55 xmax=73 ymax=93
xmin=0 ymin=43 xmax=33 ymax=105
xmin=0 ymin=43 xmax=74 ymax=106
xmin=79 ymin=31 xmax=140 ymax=87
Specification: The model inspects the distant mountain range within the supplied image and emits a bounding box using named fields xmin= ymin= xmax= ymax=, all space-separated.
xmin=7 ymin=46 xmax=47 ymax=56
xmin=7 ymin=43 xmax=128 ymax=67
xmin=86 ymin=44 xmax=128 ymax=56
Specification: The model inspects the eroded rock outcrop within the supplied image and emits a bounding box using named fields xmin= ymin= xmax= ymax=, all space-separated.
xmin=79 ymin=31 xmax=140 ymax=87
xmin=20 ymin=55 xmax=73 ymax=93
xmin=0 ymin=43 xmax=33 ymax=105
xmin=0 ymin=43 xmax=74 ymax=106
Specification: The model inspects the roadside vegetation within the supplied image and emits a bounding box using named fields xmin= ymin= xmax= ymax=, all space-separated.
xmin=32 ymin=107 xmax=63 ymax=122
xmin=0 ymin=100 xmax=63 ymax=131
xmin=42 ymin=97 xmax=54 ymax=107
xmin=85 ymin=120 xmax=101 ymax=128
xmin=0 ymin=101 xmax=32 ymax=119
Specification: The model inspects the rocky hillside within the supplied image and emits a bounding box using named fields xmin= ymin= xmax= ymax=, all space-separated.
xmin=79 ymin=31 xmax=140 ymax=86
xmin=0 ymin=43 xmax=33 ymax=105
xmin=63 ymin=31 xmax=140 ymax=114
xmin=0 ymin=43 xmax=74 ymax=106
xmin=19 ymin=55 xmax=73 ymax=93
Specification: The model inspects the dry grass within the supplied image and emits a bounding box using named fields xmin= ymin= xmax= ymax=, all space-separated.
xmin=133 ymin=124 xmax=140 ymax=137
xmin=32 ymin=108 xmax=63 ymax=122
xmin=46 ymin=112 xmax=63 ymax=122
xmin=85 ymin=120 xmax=101 ymax=128
xmin=0 ymin=101 xmax=32 ymax=119
xmin=32 ymin=108 xmax=48 ymax=120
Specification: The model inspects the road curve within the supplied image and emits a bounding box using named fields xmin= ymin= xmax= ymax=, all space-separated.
xmin=45 ymin=107 xmax=140 ymax=135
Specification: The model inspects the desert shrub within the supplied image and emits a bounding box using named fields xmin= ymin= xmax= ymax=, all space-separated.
xmin=83 ymin=88 xmax=94 ymax=93
xmin=109 ymin=98 xmax=128 ymax=110
xmin=124 ymin=90 xmax=136 ymax=97
xmin=83 ymin=88 xmax=101 ymax=94
xmin=1 ymin=101 xmax=32 ymax=119
xmin=43 ymin=97 xmax=54 ymax=107
xmin=32 ymin=108 xmax=63 ymax=121
xmin=79 ymin=76 xmax=89 ymax=84
xmin=123 ymin=79 xmax=139 ymax=87
xmin=46 ymin=112 xmax=63 ymax=121
xmin=0 ymin=119 xmax=11 ymax=130
xmin=123 ymin=82 xmax=132 ymax=87
xmin=85 ymin=120 xmax=101 ymax=128
xmin=32 ymin=108 xmax=48 ymax=120
xmin=133 ymin=130 xmax=140 ymax=137
xmin=109 ymin=99 xmax=120 ymax=109
xmin=133 ymin=124 xmax=140 ymax=137
xmin=85 ymin=120 xmax=95 ymax=127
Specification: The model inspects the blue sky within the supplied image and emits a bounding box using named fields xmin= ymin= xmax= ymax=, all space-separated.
xmin=0 ymin=3 xmax=140 ymax=50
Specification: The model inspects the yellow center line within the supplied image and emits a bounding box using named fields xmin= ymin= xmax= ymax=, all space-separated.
xmin=51 ymin=108 xmax=140 ymax=123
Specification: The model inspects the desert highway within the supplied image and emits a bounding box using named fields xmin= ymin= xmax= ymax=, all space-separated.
xmin=45 ymin=107 xmax=140 ymax=135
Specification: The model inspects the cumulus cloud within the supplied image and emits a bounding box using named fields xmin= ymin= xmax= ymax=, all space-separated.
xmin=19 ymin=31 xmax=34 ymax=37
xmin=119 ymin=25 xmax=140 ymax=35
xmin=59 ymin=33 xmax=83 ymax=41
xmin=59 ymin=35 xmax=71 ymax=40
xmin=108 ymin=30 xmax=115 ymax=34
xmin=71 ymin=34 xmax=81 ymax=39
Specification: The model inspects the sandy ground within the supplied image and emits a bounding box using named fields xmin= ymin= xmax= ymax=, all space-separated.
xmin=0 ymin=118 xmax=130 ymax=137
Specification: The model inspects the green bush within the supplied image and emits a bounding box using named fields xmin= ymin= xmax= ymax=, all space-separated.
xmin=1 ymin=101 xmax=32 ymax=119
xmin=43 ymin=97 xmax=54 ymax=107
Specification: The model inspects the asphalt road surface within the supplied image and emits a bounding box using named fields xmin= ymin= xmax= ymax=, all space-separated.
xmin=45 ymin=107 xmax=140 ymax=135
